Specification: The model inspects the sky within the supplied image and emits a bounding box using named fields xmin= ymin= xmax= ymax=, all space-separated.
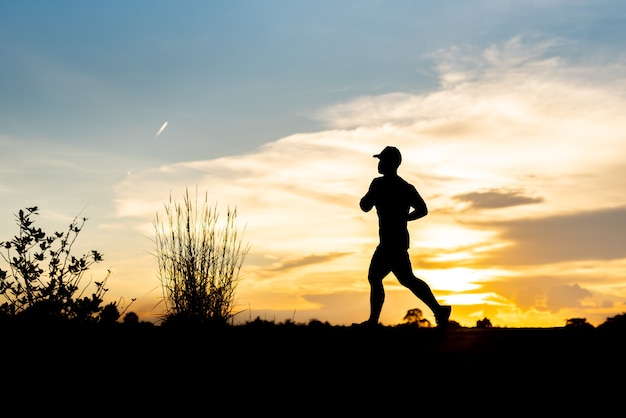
xmin=1 ymin=0 xmax=626 ymax=328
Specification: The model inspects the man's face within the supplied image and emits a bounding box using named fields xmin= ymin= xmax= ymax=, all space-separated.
xmin=377 ymin=158 xmax=398 ymax=174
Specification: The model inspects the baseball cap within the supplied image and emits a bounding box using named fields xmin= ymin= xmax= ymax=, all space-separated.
xmin=373 ymin=146 xmax=402 ymax=165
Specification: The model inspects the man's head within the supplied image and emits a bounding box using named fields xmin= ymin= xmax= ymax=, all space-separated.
xmin=373 ymin=146 xmax=401 ymax=174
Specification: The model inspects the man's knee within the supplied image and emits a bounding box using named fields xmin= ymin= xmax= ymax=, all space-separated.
xmin=368 ymin=275 xmax=384 ymax=286
xmin=398 ymin=274 xmax=426 ymax=289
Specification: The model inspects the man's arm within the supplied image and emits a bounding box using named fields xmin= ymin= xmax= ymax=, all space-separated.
xmin=407 ymin=187 xmax=428 ymax=221
xmin=360 ymin=181 xmax=376 ymax=212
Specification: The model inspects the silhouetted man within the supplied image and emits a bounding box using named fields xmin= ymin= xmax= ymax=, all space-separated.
xmin=359 ymin=146 xmax=451 ymax=328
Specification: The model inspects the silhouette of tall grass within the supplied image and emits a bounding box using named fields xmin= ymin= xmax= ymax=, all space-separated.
xmin=153 ymin=188 xmax=249 ymax=326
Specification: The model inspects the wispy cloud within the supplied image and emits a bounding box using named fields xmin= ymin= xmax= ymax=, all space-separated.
xmin=266 ymin=252 xmax=352 ymax=272
xmin=452 ymin=188 xmax=544 ymax=210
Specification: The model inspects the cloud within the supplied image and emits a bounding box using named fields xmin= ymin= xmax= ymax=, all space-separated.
xmin=266 ymin=252 xmax=352 ymax=272
xmin=468 ymin=206 xmax=626 ymax=266
xmin=452 ymin=188 xmax=544 ymax=210
xmin=546 ymin=284 xmax=592 ymax=312
xmin=485 ymin=275 xmax=570 ymax=309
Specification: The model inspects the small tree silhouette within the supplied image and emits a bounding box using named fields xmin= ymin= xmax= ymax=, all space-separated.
xmin=402 ymin=307 xmax=432 ymax=328
xmin=154 ymin=188 xmax=249 ymax=326
xmin=598 ymin=313 xmax=626 ymax=331
xmin=565 ymin=317 xmax=594 ymax=329
xmin=476 ymin=317 xmax=492 ymax=328
xmin=0 ymin=206 xmax=125 ymax=323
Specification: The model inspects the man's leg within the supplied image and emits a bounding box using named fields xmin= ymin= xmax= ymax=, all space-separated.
xmin=393 ymin=252 xmax=451 ymax=327
xmin=367 ymin=248 xmax=390 ymax=325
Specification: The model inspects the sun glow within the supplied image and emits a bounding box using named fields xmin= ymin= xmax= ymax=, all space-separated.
xmin=421 ymin=267 xmax=484 ymax=293
xmin=416 ymin=224 xmax=497 ymax=250
xmin=443 ymin=292 xmax=509 ymax=306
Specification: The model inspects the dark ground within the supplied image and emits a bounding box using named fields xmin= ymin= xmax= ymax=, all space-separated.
xmin=3 ymin=323 xmax=624 ymax=414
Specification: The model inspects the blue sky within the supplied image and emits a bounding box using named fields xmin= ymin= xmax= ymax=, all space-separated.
xmin=2 ymin=1 xmax=626 ymax=327
xmin=5 ymin=0 xmax=623 ymax=161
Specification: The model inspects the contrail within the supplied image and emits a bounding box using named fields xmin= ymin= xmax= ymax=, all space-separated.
xmin=156 ymin=121 xmax=168 ymax=137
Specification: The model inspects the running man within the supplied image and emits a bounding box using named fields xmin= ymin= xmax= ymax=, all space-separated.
xmin=359 ymin=146 xmax=451 ymax=328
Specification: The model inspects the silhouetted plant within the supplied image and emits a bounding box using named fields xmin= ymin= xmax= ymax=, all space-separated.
xmin=244 ymin=316 xmax=278 ymax=329
xmin=154 ymin=188 xmax=249 ymax=326
xmin=308 ymin=318 xmax=331 ymax=328
xmin=447 ymin=320 xmax=462 ymax=328
xmin=476 ymin=317 xmax=493 ymax=328
xmin=0 ymin=206 xmax=125 ymax=323
xmin=598 ymin=313 xmax=626 ymax=331
xmin=123 ymin=311 xmax=139 ymax=325
xmin=565 ymin=317 xmax=594 ymax=329
xmin=402 ymin=307 xmax=432 ymax=328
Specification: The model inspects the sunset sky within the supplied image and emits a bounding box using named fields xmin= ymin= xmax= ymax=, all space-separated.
xmin=2 ymin=1 xmax=625 ymax=328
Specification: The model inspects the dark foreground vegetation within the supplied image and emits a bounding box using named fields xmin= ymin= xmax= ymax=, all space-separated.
xmin=2 ymin=318 xmax=625 ymax=415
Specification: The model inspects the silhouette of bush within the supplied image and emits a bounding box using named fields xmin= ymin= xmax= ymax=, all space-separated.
xmin=154 ymin=188 xmax=249 ymax=326
xmin=401 ymin=307 xmax=433 ymax=328
xmin=0 ymin=206 xmax=128 ymax=324
xmin=598 ymin=313 xmax=626 ymax=332
xmin=243 ymin=316 xmax=277 ymax=328
xmin=476 ymin=317 xmax=493 ymax=328
xmin=565 ymin=317 xmax=594 ymax=329
xmin=447 ymin=320 xmax=462 ymax=328
xmin=308 ymin=318 xmax=332 ymax=328
xmin=123 ymin=311 xmax=139 ymax=324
